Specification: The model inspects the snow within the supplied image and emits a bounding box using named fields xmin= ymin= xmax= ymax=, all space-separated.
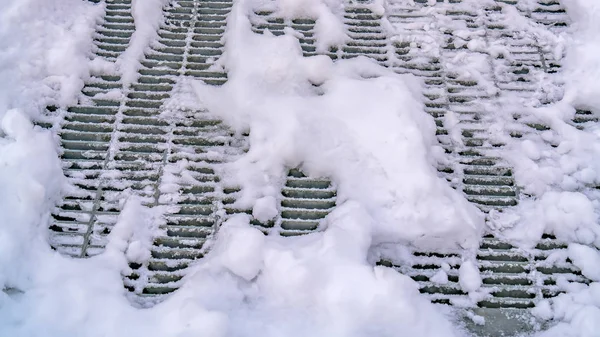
xmin=491 ymin=191 xmax=599 ymax=248
xmin=481 ymin=0 xmax=600 ymax=251
xmin=561 ymin=0 xmax=600 ymax=110
xmin=260 ymin=0 xmax=349 ymax=52
xmin=481 ymin=0 xmax=600 ymax=335
xmin=458 ymin=260 xmax=481 ymax=293
xmin=115 ymin=199 xmax=163 ymax=264
xmin=194 ymin=3 xmax=484 ymax=252
xmin=252 ymin=195 xmax=279 ymax=222
xmin=0 ymin=0 xmax=104 ymax=118
xmin=1 ymin=0 xmax=600 ymax=336
xmin=430 ymin=269 xmax=449 ymax=285
xmin=177 ymin=202 xmax=463 ymax=336
xmin=568 ymin=244 xmax=600 ymax=283
xmin=92 ymin=89 xmax=124 ymax=101
xmin=534 ymin=284 xmax=600 ymax=337
xmin=0 ymin=0 xmax=478 ymax=336
xmin=212 ymin=215 xmax=266 ymax=281
xmin=532 ymin=299 xmax=554 ymax=321
xmin=0 ymin=109 xmax=65 ymax=289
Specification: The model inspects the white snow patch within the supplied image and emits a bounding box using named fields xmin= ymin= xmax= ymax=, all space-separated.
xmin=106 ymin=198 xmax=163 ymax=264
xmin=561 ymin=0 xmax=600 ymax=110
xmin=568 ymin=244 xmax=600 ymax=282
xmin=430 ymin=269 xmax=449 ymax=285
xmin=252 ymin=195 xmax=278 ymax=223
xmin=0 ymin=0 xmax=104 ymax=117
xmin=194 ymin=2 xmax=484 ymax=252
xmin=212 ymin=215 xmax=266 ymax=281
xmin=253 ymin=0 xmax=348 ymax=53
xmin=93 ymin=89 xmax=124 ymax=101
xmin=0 ymin=109 xmax=65 ymax=288
xmin=458 ymin=260 xmax=481 ymax=293
xmin=490 ymin=191 xmax=599 ymax=248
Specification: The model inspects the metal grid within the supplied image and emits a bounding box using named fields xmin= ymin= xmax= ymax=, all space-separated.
xmin=251 ymin=12 xmax=318 ymax=57
xmin=42 ymin=0 xmax=240 ymax=298
xmin=370 ymin=1 xmax=589 ymax=334
xmin=93 ymin=0 xmax=134 ymax=61
xmin=236 ymin=169 xmax=338 ymax=237
xmin=39 ymin=0 xmax=596 ymax=334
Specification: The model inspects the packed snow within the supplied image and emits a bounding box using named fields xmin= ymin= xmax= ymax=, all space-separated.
xmin=0 ymin=0 xmax=599 ymax=336
xmin=192 ymin=4 xmax=484 ymax=251
xmin=0 ymin=0 xmax=104 ymax=117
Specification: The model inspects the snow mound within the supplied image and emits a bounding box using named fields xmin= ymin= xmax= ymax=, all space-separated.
xmin=194 ymin=1 xmax=484 ymax=251
xmin=0 ymin=0 xmax=104 ymax=118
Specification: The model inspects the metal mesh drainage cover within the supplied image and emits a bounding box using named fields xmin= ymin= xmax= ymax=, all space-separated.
xmin=225 ymin=168 xmax=337 ymax=237
xmin=379 ymin=233 xmax=589 ymax=335
xmin=44 ymin=0 xmax=233 ymax=260
xmin=38 ymin=0 xmax=598 ymax=335
xmin=125 ymin=168 xmax=336 ymax=297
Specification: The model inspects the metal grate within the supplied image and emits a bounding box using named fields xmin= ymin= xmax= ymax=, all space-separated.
xmin=251 ymin=12 xmax=318 ymax=57
xmin=530 ymin=0 xmax=569 ymax=32
xmin=338 ymin=1 xmax=591 ymax=334
xmin=42 ymin=0 xmax=136 ymax=256
xmin=39 ymin=0 xmax=596 ymax=331
xmin=343 ymin=1 xmax=518 ymax=211
xmin=41 ymin=0 xmax=240 ymax=300
xmin=223 ymin=169 xmax=337 ymax=237
xmin=93 ymin=0 xmax=134 ymax=61
xmin=573 ymin=109 xmax=598 ymax=126
xmin=115 ymin=0 xmax=236 ymax=297
xmin=380 ymin=233 xmax=590 ymax=305
xmin=278 ymin=169 xmax=336 ymax=236
xmin=334 ymin=7 xmax=389 ymax=62
xmin=246 ymin=4 xmax=591 ymax=333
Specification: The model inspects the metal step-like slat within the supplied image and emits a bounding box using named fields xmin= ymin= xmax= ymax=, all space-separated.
xmin=45 ymin=0 xmax=237 ymax=301
xmin=44 ymin=2 xmax=595 ymax=332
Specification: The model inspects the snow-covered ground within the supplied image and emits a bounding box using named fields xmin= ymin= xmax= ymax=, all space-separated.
xmin=0 ymin=0 xmax=599 ymax=336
